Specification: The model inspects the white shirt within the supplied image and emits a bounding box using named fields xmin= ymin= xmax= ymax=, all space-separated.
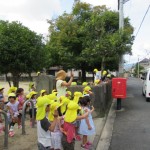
xmin=56 ymin=80 xmax=67 ymax=98
xmin=37 ymin=118 xmax=51 ymax=147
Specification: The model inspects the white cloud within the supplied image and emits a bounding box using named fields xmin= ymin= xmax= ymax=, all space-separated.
xmin=0 ymin=0 xmax=62 ymax=33
xmin=81 ymin=0 xmax=117 ymax=10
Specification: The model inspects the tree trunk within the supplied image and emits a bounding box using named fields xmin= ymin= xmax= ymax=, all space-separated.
xmin=12 ymin=73 xmax=20 ymax=88
xmin=81 ymin=68 xmax=86 ymax=82
xmin=101 ymin=57 xmax=105 ymax=76
xmin=5 ymin=74 xmax=11 ymax=87
xmin=28 ymin=73 xmax=32 ymax=81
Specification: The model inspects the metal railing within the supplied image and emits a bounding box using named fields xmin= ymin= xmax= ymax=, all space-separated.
xmin=0 ymin=110 xmax=8 ymax=149
xmin=22 ymin=100 xmax=35 ymax=135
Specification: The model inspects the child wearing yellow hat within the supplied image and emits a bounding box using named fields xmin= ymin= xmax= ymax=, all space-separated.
xmin=83 ymin=86 xmax=93 ymax=97
xmin=28 ymin=91 xmax=37 ymax=126
xmin=56 ymin=70 xmax=74 ymax=98
xmin=28 ymin=82 xmax=36 ymax=92
xmin=40 ymin=89 xmax=47 ymax=97
xmin=62 ymin=101 xmax=89 ymax=150
xmin=93 ymin=68 xmax=101 ymax=83
xmin=7 ymin=86 xmax=17 ymax=95
xmin=36 ymin=96 xmax=59 ymax=150
xmin=78 ymin=96 xmax=95 ymax=149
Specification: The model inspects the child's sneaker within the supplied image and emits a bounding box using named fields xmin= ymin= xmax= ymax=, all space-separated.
xmin=81 ymin=144 xmax=90 ymax=150
xmin=86 ymin=141 xmax=92 ymax=146
xmin=9 ymin=131 xmax=15 ymax=137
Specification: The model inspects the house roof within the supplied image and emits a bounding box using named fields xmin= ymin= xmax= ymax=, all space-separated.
xmin=140 ymin=58 xmax=149 ymax=63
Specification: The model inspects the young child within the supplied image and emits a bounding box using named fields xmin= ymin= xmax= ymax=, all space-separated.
xmin=6 ymin=93 xmax=19 ymax=137
xmin=29 ymin=82 xmax=36 ymax=92
xmin=28 ymin=91 xmax=37 ymax=126
xmin=61 ymin=101 xmax=89 ymax=150
xmin=56 ymin=70 xmax=74 ymax=98
xmin=16 ymin=88 xmax=25 ymax=128
xmin=40 ymin=89 xmax=47 ymax=97
xmin=36 ymin=96 xmax=58 ymax=150
xmin=48 ymin=101 xmax=63 ymax=150
xmin=78 ymin=96 xmax=95 ymax=149
xmin=83 ymin=86 xmax=93 ymax=97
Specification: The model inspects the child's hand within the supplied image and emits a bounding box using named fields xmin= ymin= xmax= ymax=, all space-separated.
xmin=88 ymin=126 xmax=92 ymax=130
xmin=53 ymin=110 xmax=59 ymax=118
xmin=70 ymin=72 xmax=74 ymax=78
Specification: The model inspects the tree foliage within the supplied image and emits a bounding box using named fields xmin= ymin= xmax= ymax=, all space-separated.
xmin=0 ymin=21 xmax=47 ymax=87
xmin=47 ymin=2 xmax=134 ymax=81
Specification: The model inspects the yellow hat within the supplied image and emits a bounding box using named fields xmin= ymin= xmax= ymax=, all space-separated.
xmin=82 ymin=82 xmax=88 ymax=86
xmin=59 ymin=96 xmax=70 ymax=114
xmin=29 ymin=91 xmax=37 ymax=99
xmin=93 ymin=68 xmax=98 ymax=72
xmin=36 ymin=96 xmax=53 ymax=120
xmin=26 ymin=94 xmax=30 ymax=99
xmin=40 ymin=89 xmax=46 ymax=96
xmin=71 ymin=82 xmax=77 ymax=86
xmin=107 ymin=74 xmax=111 ymax=78
xmin=48 ymin=101 xmax=62 ymax=121
xmin=56 ymin=70 xmax=67 ymax=80
xmin=66 ymin=91 xmax=72 ymax=96
xmin=64 ymin=101 xmax=81 ymax=123
xmin=8 ymin=86 xmax=17 ymax=94
xmin=47 ymin=94 xmax=57 ymax=101
xmin=83 ymin=86 xmax=91 ymax=92
xmin=8 ymin=93 xmax=16 ymax=98
xmin=73 ymin=92 xmax=83 ymax=103
xmin=37 ymin=72 xmax=41 ymax=76
xmin=29 ymin=82 xmax=34 ymax=91
xmin=94 ymin=79 xmax=100 ymax=85
xmin=0 ymin=86 xmax=4 ymax=91
xmin=103 ymin=70 xmax=107 ymax=76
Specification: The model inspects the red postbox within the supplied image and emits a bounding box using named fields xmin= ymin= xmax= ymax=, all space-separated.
xmin=112 ymin=78 xmax=127 ymax=99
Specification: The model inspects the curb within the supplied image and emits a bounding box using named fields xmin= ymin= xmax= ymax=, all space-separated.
xmin=90 ymin=100 xmax=116 ymax=150
xmin=96 ymin=100 xmax=116 ymax=150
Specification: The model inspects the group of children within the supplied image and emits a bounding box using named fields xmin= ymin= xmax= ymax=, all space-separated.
xmin=0 ymin=69 xmax=96 ymax=150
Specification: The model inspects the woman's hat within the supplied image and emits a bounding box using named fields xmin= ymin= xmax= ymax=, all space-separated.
xmin=64 ymin=101 xmax=81 ymax=123
xmin=56 ymin=70 xmax=67 ymax=80
xmin=0 ymin=86 xmax=4 ymax=91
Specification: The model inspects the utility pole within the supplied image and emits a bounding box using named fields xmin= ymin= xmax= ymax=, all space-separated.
xmin=137 ymin=56 xmax=140 ymax=78
xmin=118 ymin=0 xmax=124 ymax=77
xmin=116 ymin=0 xmax=125 ymax=111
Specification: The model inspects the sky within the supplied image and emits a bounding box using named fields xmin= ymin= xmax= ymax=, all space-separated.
xmin=0 ymin=0 xmax=150 ymax=65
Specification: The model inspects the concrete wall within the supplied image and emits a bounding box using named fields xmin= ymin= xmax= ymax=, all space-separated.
xmin=35 ymin=75 xmax=55 ymax=95
xmin=36 ymin=75 xmax=112 ymax=117
xmin=68 ymin=82 xmax=112 ymax=118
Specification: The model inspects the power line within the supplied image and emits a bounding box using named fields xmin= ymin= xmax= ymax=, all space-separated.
xmin=135 ymin=4 xmax=150 ymax=39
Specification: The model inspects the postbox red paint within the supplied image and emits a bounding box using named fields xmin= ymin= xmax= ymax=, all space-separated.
xmin=112 ymin=78 xmax=127 ymax=99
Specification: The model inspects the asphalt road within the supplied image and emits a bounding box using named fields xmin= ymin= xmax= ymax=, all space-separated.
xmin=109 ymin=77 xmax=150 ymax=150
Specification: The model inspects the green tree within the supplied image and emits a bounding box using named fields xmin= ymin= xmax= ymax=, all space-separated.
xmin=47 ymin=2 xmax=134 ymax=81
xmin=0 ymin=21 xmax=47 ymax=87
